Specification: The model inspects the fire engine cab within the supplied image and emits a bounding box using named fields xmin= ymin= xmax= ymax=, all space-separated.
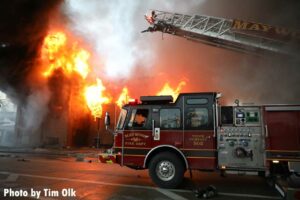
xmin=103 ymin=92 xmax=300 ymax=189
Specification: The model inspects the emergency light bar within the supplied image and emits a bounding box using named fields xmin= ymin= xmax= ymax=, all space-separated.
xmin=128 ymin=99 xmax=139 ymax=105
xmin=140 ymin=95 xmax=173 ymax=104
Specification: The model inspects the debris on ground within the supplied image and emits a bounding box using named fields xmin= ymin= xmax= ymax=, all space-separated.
xmin=194 ymin=185 xmax=218 ymax=199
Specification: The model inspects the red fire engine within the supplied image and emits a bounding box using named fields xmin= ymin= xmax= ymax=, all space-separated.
xmin=102 ymin=93 xmax=300 ymax=188
xmin=100 ymin=10 xmax=300 ymax=189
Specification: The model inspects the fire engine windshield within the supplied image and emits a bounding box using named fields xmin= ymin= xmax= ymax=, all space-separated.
xmin=116 ymin=109 xmax=127 ymax=130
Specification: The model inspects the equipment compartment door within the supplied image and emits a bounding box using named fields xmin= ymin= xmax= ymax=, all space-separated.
xmin=264 ymin=106 xmax=300 ymax=162
xmin=183 ymin=94 xmax=216 ymax=169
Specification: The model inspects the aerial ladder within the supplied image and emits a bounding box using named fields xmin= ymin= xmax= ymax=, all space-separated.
xmin=142 ymin=10 xmax=300 ymax=56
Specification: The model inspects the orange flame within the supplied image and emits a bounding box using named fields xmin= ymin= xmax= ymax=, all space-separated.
xmin=156 ymin=81 xmax=186 ymax=101
xmin=42 ymin=32 xmax=90 ymax=79
xmin=42 ymin=31 xmax=113 ymax=119
xmin=116 ymin=87 xmax=131 ymax=108
xmin=85 ymin=79 xmax=111 ymax=118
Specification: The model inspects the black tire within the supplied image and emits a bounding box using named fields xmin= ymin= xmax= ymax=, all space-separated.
xmin=148 ymin=152 xmax=185 ymax=189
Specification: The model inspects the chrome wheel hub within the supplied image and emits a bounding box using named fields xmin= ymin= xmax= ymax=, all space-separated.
xmin=156 ymin=160 xmax=175 ymax=181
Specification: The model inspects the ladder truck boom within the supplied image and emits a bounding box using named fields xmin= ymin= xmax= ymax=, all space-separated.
xmin=143 ymin=10 xmax=300 ymax=56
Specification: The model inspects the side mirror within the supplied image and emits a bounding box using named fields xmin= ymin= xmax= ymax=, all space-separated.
xmin=105 ymin=112 xmax=111 ymax=126
xmin=104 ymin=112 xmax=114 ymax=135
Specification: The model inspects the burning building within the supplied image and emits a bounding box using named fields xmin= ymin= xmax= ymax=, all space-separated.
xmin=0 ymin=0 xmax=299 ymax=148
xmin=0 ymin=0 xmax=116 ymax=147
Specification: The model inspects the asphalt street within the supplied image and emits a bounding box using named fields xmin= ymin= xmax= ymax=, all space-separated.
xmin=0 ymin=152 xmax=290 ymax=200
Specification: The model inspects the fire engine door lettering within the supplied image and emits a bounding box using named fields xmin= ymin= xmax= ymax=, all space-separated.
xmin=124 ymin=132 xmax=149 ymax=146
xmin=189 ymin=135 xmax=207 ymax=146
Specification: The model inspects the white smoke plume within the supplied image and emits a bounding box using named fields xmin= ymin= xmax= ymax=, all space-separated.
xmin=12 ymin=86 xmax=51 ymax=147
xmin=0 ymin=86 xmax=50 ymax=147
xmin=62 ymin=0 xmax=300 ymax=105
xmin=63 ymin=0 xmax=203 ymax=78
xmin=22 ymin=88 xmax=50 ymax=136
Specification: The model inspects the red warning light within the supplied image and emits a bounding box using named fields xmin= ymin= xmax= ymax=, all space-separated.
xmin=128 ymin=99 xmax=138 ymax=105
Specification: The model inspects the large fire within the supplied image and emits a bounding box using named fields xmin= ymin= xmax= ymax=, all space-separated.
xmin=115 ymin=81 xmax=186 ymax=109
xmin=42 ymin=31 xmax=110 ymax=118
xmin=42 ymin=31 xmax=187 ymax=117
xmin=156 ymin=81 xmax=186 ymax=101
xmin=116 ymin=87 xmax=130 ymax=108
xmin=42 ymin=32 xmax=90 ymax=79
xmin=85 ymin=79 xmax=111 ymax=118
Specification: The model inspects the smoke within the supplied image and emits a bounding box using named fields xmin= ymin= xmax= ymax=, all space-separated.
xmin=0 ymin=89 xmax=18 ymax=147
xmin=20 ymin=86 xmax=50 ymax=146
xmin=62 ymin=0 xmax=300 ymax=105
xmin=0 ymin=0 xmax=298 ymax=147
xmin=0 ymin=0 xmax=64 ymax=92
xmin=165 ymin=0 xmax=300 ymax=105
xmin=0 ymin=0 xmax=64 ymax=147
xmin=63 ymin=0 xmax=203 ymax=79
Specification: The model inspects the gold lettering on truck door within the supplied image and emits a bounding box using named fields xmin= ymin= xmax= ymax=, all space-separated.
xmin=125 ymin=132 xmax=148 ymax=146
xmin=189 ymin=135 xmax=207 ymax=146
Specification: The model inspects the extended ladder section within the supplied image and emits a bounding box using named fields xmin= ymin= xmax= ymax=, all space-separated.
xmin=143 ymin=10 xmax=299 ymax=56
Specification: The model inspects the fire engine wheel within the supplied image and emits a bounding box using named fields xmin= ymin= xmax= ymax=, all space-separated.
xmin=148 ymin=152 xmax=185 ymax=189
